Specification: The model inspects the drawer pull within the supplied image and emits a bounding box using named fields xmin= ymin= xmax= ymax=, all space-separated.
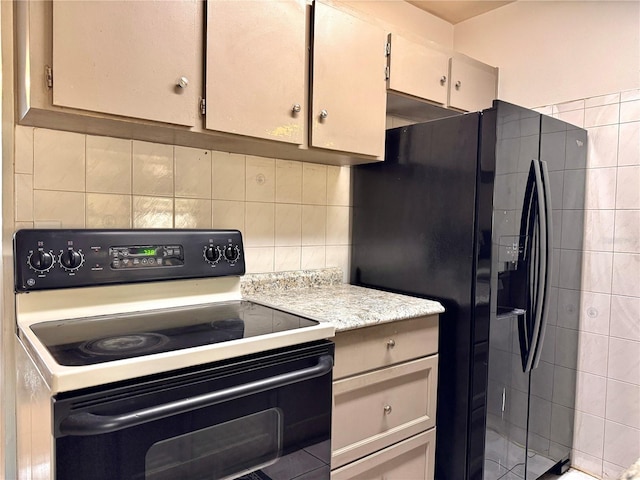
xmin=386 ymin=339 xmax=396 ymax=349
xmin=383 ymin=405 xmax=392 ymax=415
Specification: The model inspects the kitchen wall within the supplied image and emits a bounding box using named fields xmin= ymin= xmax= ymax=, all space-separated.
xmin=453 ymin=1 xmax=640 ymax=108
xmin=13 ymin=126 xmax=352 ymax=279
xmin=533 ymin=91 xmax=640 ymax=478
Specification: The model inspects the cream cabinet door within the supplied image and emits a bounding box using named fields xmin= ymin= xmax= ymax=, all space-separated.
xmin=52 ymin=1 xmax=199 ymax=126
xmin=387 ymin=33 xmax=449 ymax=105
xmin=206 ymin=0 xmax=307 ymax=144
xmin=448 ymin=56 xmax=498 ymax=112
xmin=311 ymin=2 xmax=387 ymax=158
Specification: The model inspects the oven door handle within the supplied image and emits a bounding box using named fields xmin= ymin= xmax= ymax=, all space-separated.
xmin=58 ymin=354 xmax=333 ymax=437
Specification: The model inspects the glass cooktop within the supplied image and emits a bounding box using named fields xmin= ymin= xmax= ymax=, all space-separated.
xmin=30 ymin=301 xmax=318 ymax=366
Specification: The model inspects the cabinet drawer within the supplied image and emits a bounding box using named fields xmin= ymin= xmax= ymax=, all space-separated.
xmin=332 ymin=355 xmax=438 ymax=468
xmin=331 ymin=428 xmax=436 ymax=480
xmin=333 ymin=315 xmax=438 ymax=380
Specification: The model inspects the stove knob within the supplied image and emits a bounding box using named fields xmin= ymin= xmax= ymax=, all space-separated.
xmin=60 ymin=249 xmax=84 ymax=271
xmin=224 ymin=245 xmax=240 ymax=263
xmin=204 ymin=246 xmax=221 ymax=264
xmin=27 ymin=250 xmax=54 ymax=273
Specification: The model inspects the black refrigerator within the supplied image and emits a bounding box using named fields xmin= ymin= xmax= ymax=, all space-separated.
xmin=350 ymin=101 xmax=587 ymax=480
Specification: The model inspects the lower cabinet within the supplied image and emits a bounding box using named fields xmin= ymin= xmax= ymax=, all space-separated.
xmin=331 ymin=315 xmax=439 ymax=479
xmin=331 ymin=429 xmax=435 ymax=480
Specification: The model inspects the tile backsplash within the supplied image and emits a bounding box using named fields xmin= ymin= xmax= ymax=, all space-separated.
xmin=538 ymin=88 xmax=640 ymax=479
xmin=14 ymin=127 xmax=352 ymax=278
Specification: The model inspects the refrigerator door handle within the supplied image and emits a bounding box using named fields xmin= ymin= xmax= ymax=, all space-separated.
xmin=523 ymin=159 xmax=549 ymax=373
xmin=530 ymin=160 xmax=553 ymax=369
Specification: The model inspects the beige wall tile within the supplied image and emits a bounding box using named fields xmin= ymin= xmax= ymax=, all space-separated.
xmin=244 ymin=202 xmax=275 ymax=247
xmin=614 ymin=210 xmax=640 ymax=253
xmin=583 ymin=210 xmax=615 ymax=252
xmin=611 ymin=253 xmax=640 ymax=297
xmin=246 ymin=156 xmax=275 ymax=202
xmin=621 ymin=89 xmax=640 ymax=102
xmin=584 ymin=104 xmax=620 ymax=128
xmin=132 ymin=141 xmax=174 ymax=196
xmin=326 ymin=245 xmax=350 ymax=282
xmin=607 ymin=336 xmax=640 ymax=384
xmin=14 ymin=126 xmax=34 ymax=174
xmin=301 ymin=205 xmax=326 ymax=246
xmin=573 ymin=412 xmax=605 ymax=459
xmin=175 ymin=198 xmax=212 ymax=228
xmin=615 ymin=166 xmax=640 ymax=209
xmin=620 ymin=99 xmax=640 ymax=123
xmin=326 ymin=206 xmax=350 ymax=245
xmin=574 ymin=371 xmax=607 ymax=417
xmin=15 ymin=174 xmax=33 ymax=222
xmin=34 ymin=190 xmax=85 ymax=228
xmin=618 ymin=122 xmax=640 ymax=166
xmin=577 ymin=331 xmax=608 ymax=377
xmin=86 ymin=135 xmax=132 ymax=194
xmin=605 ymin=379 xmax=640 ymax=429
xmin=133 ymin=196 xmax=173 ymax=228
xmin=579 ymin=291 xmax=611 ymax=336
xmin=33 ymin=129 xmax=85 ymax=192
xmin=553 ymin=99 xmax=585 ymax=113
xmin=556 ymin=109 xmax=585 ymax=128
xmin=244 ymin=247 xmax=275 ymax=273
xmin=581 ymin=251 xmax=613 ymax=294
xmin=274 ymin=246 xmax=301 ymax=272
xmin=610 ymin=295 xmax=640 ymax=342
xmin=603 ymin=421 xmax=640 ymax=469
xmin=587 ymin=125 xmax=619 ymax=168
xmin=15 ymin=222 xmax=34 ymax=230
xmin=327 ymin=166 xmax=350 ymax=206
xmin=301 ymin=246 xmax=325 ymax=269
xmin=212 ymin=151 xmax=245 ymax=201
xmin=275 ymin=160 xmax=302 ymax=203
xmin=175 ymin=146 xmax=211 ymax=199
xmin=586 ymin=168 xmax=617 ymax=210
xmin=212 ymin=200 xmax=245 ymax=232
xmin=275 ymin=204 xmax=302 ymax=247
xmin=86 ymin=193 xmax=132 ymax=228
xmin=585 ymin=94 xmax=620 ymax=108
xmin=302 ymin=163 xmax=327 ymax=205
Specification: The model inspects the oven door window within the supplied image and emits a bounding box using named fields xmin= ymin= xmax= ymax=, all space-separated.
xmin=145 ymin=409 xmax=282 ymax=480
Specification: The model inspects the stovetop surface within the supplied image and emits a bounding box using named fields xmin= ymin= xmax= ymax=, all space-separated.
xmin=30 ymin=300 xmax=318 ymax=366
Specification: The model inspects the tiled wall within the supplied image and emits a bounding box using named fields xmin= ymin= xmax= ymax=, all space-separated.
xmin=13 ymin=127 xmax=352 ymax=278
xmin=536 ymin=89 xmax=640 ymax=479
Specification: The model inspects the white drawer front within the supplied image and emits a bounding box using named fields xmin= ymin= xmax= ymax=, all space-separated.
xmin=332 ymin=355 xmax=438 ymax=468
xmin=333 ymin=315 xmax=438 ymax=380
xmin=331 ymin=428 xmax=436 ymax=480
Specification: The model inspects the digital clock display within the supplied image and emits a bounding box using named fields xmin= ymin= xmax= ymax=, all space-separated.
xmin=129 ymin=247 xmax=157 ymax=256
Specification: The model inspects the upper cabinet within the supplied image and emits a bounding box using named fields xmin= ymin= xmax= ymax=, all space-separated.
xmin=205 ymin=0 xmax=306 ymax=145
xmin=51 ymin=1 xmax=199 ymax=126
xmin=385 ymin=34 xmax=498 ymax=114
xmin=310 ymin=2 xmax=387 ymax=158
xmin=386 ymin=33 xmax=449 ymax=106
xmin=15 ymin=0 xmax=498 ymax=164
xmin=448 ymin=55 xmax=498 ymax=112
xmin=204 ymin=0 xmax=388 ymax=159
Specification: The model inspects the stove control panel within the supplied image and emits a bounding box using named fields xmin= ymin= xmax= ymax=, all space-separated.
xmin=14 ymin=229 xmax=245 ymax=292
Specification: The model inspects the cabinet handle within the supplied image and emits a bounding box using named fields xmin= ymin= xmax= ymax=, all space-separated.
xmin=440 ymin=75 xmax=447 ymax=85
xmin=292 ymin=104 xmax=302 ymax=114
xmin=386 ymin=339 xmax=396 ymax=349
xmin=176 ymin=76 xmax=189 ymax=89
xmin=455 ymin=80 xmax=462 ymax=90
xmin=320 ymin=109 xmax=328 ymax=120
xmin=384 ymin=405 xmax=392 ymax=415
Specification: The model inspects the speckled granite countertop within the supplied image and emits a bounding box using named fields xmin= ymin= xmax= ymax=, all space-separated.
xmin=241 ymin=268 xmax=444 ymax=332
xmin=619 ymin=458 xmax=640 ymax=479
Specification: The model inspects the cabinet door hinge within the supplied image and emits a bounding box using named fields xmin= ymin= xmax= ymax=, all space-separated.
xmin=385 ymin=41 xmax=391 ymax=56
xmin=45 ymin=65 xmax=53 ymax=89
xmin=385 ymin=65 xmax=390 ymax=81
xmin=200 ymin=98 xmax=206 ymax=115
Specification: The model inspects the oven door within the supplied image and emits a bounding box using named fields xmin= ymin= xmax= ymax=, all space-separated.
xmin=53 ymin=341 xmax=333 ymax=480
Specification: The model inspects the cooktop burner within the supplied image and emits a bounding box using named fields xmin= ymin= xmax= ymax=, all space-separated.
xmin=79 ymin=333 xmax=170 ymax=356
xmin=30 ymin=301 xmax=318 ymax=366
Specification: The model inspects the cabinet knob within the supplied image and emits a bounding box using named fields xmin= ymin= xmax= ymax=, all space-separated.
xmin=455 ymin=80 xmax=462 ymax=90
xmin=383 ymin=405 xmax=392 ymax=415
xmin=176 ymin=76 xmax=189 ymax=89
xmin=440 ymin=75 xmax=447 ymax=85
xmin=320 ymin=109 xmax=328 ymax=120
xmin=386 ymin=339 xmax=396 ymax=349
xmin=292 ymin=104 xmax=302 ymax=114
